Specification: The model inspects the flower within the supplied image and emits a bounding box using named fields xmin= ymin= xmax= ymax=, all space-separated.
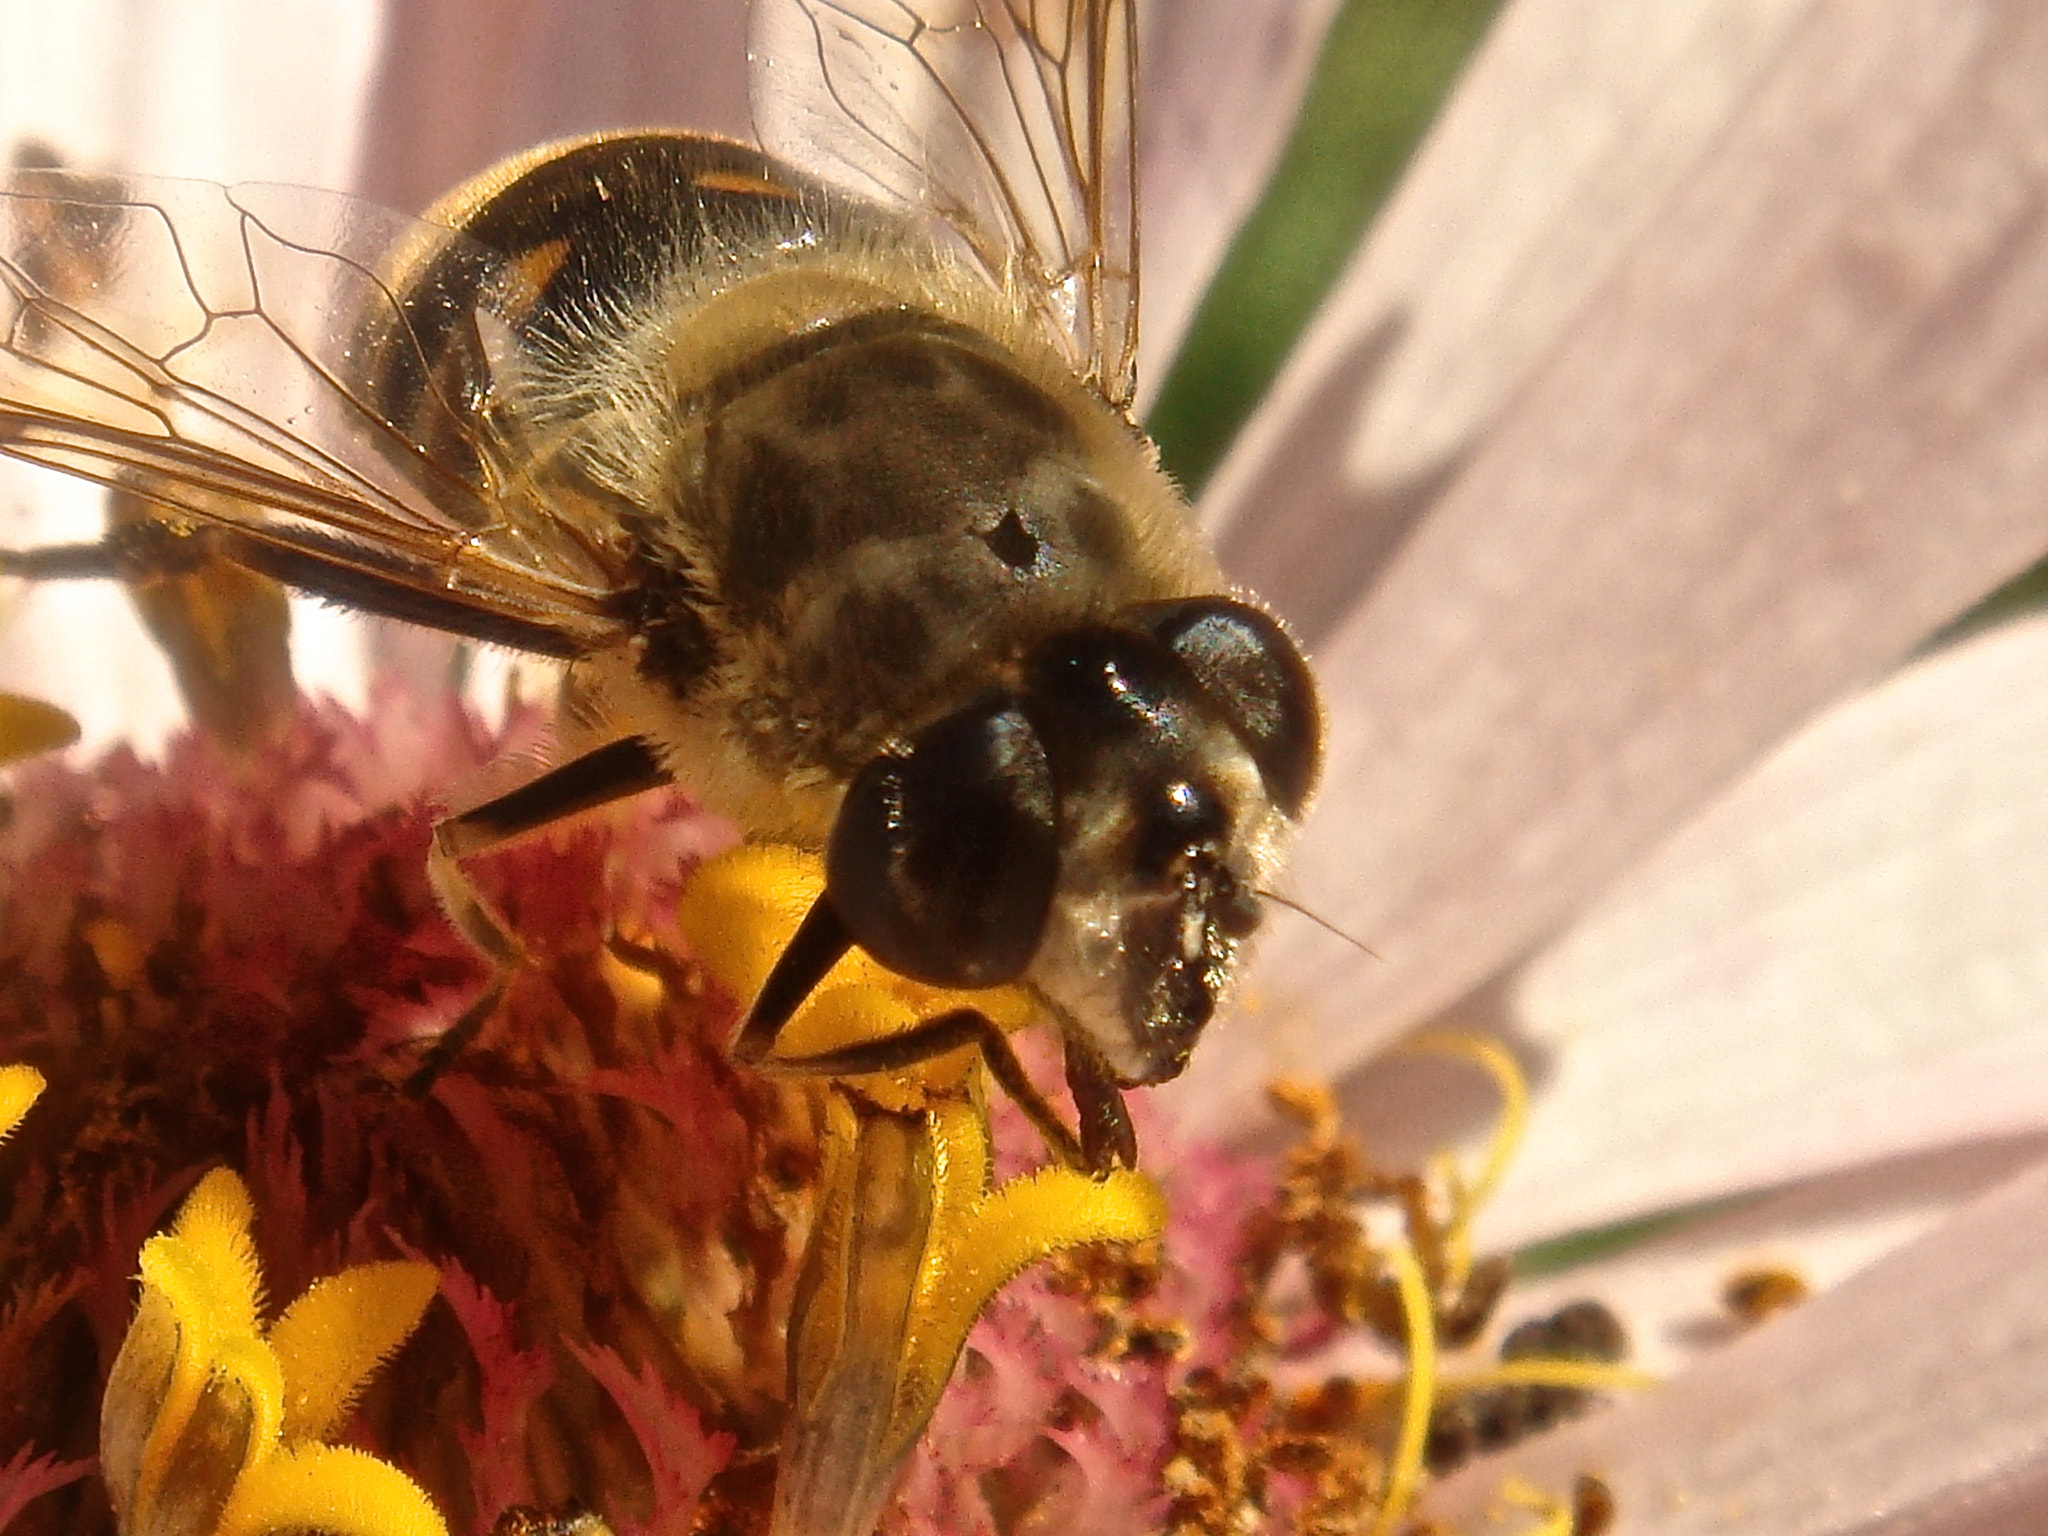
xmin=679 ymin=846 xmax=1169 ymax=1536
xmin=0 ymin=691 xmax=1500 ymax=1535
xmin=99 ymin=1167 xmax=443 ymax=1536
xmin=3 ymin=1 xmax=2048 ymax=1533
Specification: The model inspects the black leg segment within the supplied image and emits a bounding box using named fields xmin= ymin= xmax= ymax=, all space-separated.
xmin=436 ymin=736 xmax=673 ymax=860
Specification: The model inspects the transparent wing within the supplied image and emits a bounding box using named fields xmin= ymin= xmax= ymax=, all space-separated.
xmin=751 ymin=0 xmax=1139 ymax=408
xmin=0 ymin=170 xmax=633 ymax=658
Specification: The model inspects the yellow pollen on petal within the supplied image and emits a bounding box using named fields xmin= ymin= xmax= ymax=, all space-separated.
xmin=0 ymin=1063 xmax=44 ymax=1141
xmin=679 ymin=843 xmax=1039 ymax=1060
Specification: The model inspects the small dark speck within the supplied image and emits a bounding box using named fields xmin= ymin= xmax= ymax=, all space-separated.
xmin=980 ymin=509 xmax=1041 ymax=570
xmin=12 ymin=138 xmax=63 ymax=171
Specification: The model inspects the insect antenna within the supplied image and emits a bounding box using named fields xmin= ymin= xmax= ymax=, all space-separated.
xmin=1256 ymin=889 xmax=1382 ymax=961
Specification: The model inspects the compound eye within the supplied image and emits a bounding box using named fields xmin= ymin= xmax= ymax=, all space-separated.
xmin=1129 ymin=598 xmax=1321 ymax=817
xmin=826 ymin=695 xmax=1058 ymax=989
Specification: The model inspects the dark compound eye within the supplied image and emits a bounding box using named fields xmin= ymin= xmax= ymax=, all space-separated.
xmin=826 ymin=694 xmax=1058 ymax=989
xmin=1021 ymin=624 xmax=1197 ymax=771
xmin=1128 ymin=597 xmax=1321 ymax=816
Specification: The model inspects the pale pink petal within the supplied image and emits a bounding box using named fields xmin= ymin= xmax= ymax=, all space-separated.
xmin=1134 ymin=0 xmax=1344 ymax=401
xmin=1286 ymin=613 xmax=2048 ymax=1246
xmin=1177 ymin=0 xmax=2048 ymax=1135
xmin=1203 ymin=0 xmax=1813 ymax=565
xmin=352 ymin=0 xmax=751 ymax=215
xmin=1422 ymin=1153 xmax=2048 ymax=1535
xmin=1472 ymin=614 xmax=2048 ymax=1246
xmin=1492 ymin=1135 xmax=2048 ymax=1377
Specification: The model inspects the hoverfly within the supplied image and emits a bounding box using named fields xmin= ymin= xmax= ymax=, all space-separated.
xmin=0 ymin=0 xmax=1320 ymax=1171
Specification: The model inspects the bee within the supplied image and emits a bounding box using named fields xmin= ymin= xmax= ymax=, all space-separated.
xmin=0 ymin=0 xmax=1320 ymax=1171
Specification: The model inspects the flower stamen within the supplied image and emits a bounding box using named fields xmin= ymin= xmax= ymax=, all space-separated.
xmin=1399 ymin=1032 xmax=1529 ymax=1295
xmin=1368 ymin=1237 xmax=1435 ymax=1536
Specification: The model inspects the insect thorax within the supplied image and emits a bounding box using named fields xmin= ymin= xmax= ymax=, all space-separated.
xmin=653 ymin=306 xmax=1193 ymax=785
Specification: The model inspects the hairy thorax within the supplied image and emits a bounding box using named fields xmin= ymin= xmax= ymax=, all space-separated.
xmin=592 ymin=274 xmax=1213 ymax=842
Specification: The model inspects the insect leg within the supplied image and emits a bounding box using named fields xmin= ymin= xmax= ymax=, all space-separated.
xmin=0 ymin=508 xmax=230 ymax=579
xmin=1063 ymin=1049 xmax=1138 ymax=1172
xmin=408 ymin=734 xmax=673 ymax=1089
xmin=729 ymin=896 xmax=856 ymax=1062
xmin=3 ymin=514 xmax=592 ymax=659
xmin=0 ymin=540 xmax=131 ymax=578
xmin=731 ymin=911 xmax=1095 ymax=1168
xmin=735 ymin=999 xmax=1091 ymax=1171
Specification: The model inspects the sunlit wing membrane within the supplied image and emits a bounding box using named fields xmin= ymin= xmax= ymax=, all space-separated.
xmin=750 ymin=0 xmax=1139 ymax=408
xmin=0 ymin=171 xmax=631 ymax=657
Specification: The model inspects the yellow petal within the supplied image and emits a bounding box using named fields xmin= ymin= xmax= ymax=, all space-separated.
xmin=0 ymin=1063 xmax=44 ymax=1141
xmin=902 ymin=1157 xmax=1166 ymax=1430
xmin=0 ymin=691 xmax=79 ymax=764
xmin=774 ymin=1094 xmax=942 ymax=1536
xmin=925 ymin=1086 xmax=992 ymax=1230
xmin=105 ymin=1170 xmax=446 ymax=1536
xmin=270 ymin=1262 xmax=439 ymax=1442
xmin=167 ymin=1169 xmax=265 ymax=1330
xmin=101 ymin=1287 xmax=183 ymax=1533
xmin=118 ymin=1173 xmax=277 ymax=1529
xmin=211 ymin=1332 xmax=287 ymax=1482
xmin=219 ymin=1443 xmax=447 ymax=1536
